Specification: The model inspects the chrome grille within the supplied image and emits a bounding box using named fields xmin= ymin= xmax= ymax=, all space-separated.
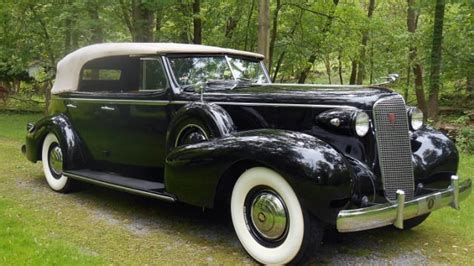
xmin=373 ymin=95 xmax=414 ymax=201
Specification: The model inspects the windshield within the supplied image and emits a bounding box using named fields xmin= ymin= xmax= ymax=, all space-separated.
xmin=168 ymin=55 xmax=269 ymax=88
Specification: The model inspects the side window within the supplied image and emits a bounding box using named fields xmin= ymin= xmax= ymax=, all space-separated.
xmin=79 ymin=56 xmax=139 ymax=93
xmin=82 ymin=69 xmax=121 ymax=81
xmin=140 ymin=58 xmax=168 ymax=91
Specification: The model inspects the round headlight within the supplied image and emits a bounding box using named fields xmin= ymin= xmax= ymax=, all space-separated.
xmin=409 ymin=107 xmax=423 ymax=130
xmin=355 ymin=112 xmax=370 ymax=137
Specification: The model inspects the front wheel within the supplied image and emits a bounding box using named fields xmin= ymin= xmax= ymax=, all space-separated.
xmin=230 ymin=167 xmax=323 ymax=265
xmin=41 ymin=133 xmax=75 ymax=193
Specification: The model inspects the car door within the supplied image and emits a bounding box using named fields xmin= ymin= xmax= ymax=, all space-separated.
xmin=66 ymin=61 xmax=126 ymax=163
xmin=103 ymin=57 xmax=171 ymax=169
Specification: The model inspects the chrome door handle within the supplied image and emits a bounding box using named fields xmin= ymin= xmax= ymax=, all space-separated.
xmin=101 ymin=106 xmax=115 ymax=111
xmin=66 ymin=104 xmax=77 ymax=109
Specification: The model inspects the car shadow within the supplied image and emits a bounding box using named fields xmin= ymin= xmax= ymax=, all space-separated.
xmin=29 ymin=174 xmax=429 ymax=264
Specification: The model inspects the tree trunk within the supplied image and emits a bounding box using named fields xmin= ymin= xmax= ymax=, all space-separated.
xmin=407 ymin=0 xmax=427 ymax=114
xmin=404 ymin=65 xmax=410 ymax=101
xmin=324 ymin=56 xmax=332 ymax=84
xmin=356 ymin=0 xmax=375 ymax=85
xmin=225 ymin=17 xmax=238 ymax=39
xmin=271 ymin=10 xmax=303 ymax=81
xmin=64 ymin=17 xmax=72 ymax=53
xmin=87 ymin=1 xmax=104 ymax=43
xmin=120 ymin=0 xmax=156 ymax=42
xmin=427 ymin=0 xmax=445 ymax=121
xmin=338 ymin=52 xmax=344 ymax=84
xmin=155 ymin=9 xmax=164 ymax=41
xmin=258 ymin=0 xmax=270 ymax=68
xmin=244 ymin=0 xmax=256 ymax=51
xmin=268 ymin=0 xmax=282 ymax=73
xmin=467 ymin=76 xmax=474 ymax=102
xmin=297 ymin=55 xmax=316 ymax=84
xmin=350 ymin=60 xmax=357 ymax=84
xmin=296 ymin=0 xmax=339 ymax=84
xmin=192 ymin=0 xmax=202 ymax=44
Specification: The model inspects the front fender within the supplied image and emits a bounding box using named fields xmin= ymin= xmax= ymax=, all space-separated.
xmin=165 ymin=129 xmax=353 ymax=224
xmin=25 ymin=114 xmax=85 ymax=169
xmin=166 ymin=102 xmax=235 ymax=152
xmin=411 ymin=126 xmax=459 ymax=188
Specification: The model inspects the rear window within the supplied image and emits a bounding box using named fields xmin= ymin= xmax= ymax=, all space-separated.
xmin=82 ymin=69 xmax=121 ymax=81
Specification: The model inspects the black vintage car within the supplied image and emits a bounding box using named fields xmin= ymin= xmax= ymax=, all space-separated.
xmin=23 ymin=43 xmax=471 ymax=264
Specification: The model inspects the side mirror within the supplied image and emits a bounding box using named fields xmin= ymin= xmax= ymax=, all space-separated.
xmin=375 ymin=73 xmax=400 ymax=86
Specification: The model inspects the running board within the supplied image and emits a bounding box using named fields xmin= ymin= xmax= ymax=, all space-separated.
xmin=64 ymin=169 xmax=176 ymax=202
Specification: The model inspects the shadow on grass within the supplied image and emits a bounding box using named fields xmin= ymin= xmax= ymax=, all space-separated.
xmin=28 ymin=174 xmax=429 ymax=264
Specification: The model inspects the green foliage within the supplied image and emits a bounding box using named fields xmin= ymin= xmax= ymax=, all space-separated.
xmin=0 ymin=0 xmax=472 ymax=111
xmin=456 ymin=127 xmax=474 ymax=154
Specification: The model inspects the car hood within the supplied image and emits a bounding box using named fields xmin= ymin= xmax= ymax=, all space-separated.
xmin=199 ymin=84 xmax=398 ymax=110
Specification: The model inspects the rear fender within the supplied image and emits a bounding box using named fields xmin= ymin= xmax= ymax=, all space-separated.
xmin=165 ymin=129 xmax=353 ymax=224
xmin=25 ymin=114 xmax=86 ymax=169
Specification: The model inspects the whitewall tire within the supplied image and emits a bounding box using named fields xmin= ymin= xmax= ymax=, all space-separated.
xmin=230 ymin=167 xmax=322 ymax=265
xmin=42 ymin=133 xmax=73 ymax=192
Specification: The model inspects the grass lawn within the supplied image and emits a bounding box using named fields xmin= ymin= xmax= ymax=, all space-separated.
xmin=0 ymin=112 xmax=473 ymax=264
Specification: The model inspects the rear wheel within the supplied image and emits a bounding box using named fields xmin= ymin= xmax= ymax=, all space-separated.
xmin=230 ymin=167 xmax=323 ymax=265
xmin=41 ymin=133 xmax=75 ymax=193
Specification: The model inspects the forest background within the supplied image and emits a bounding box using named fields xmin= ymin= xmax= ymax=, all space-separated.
xmin=0 ymin=0 xmax=472 ymax=151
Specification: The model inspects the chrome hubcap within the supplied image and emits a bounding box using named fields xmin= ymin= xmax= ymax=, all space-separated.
xmin=250 ymin=191 xmax=288 ymax=241
xmin=49 ymin=145 xmax=63 ymax=176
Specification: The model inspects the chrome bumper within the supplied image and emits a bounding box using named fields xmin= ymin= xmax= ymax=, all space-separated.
xmin=337 ymin=175 xmax=472 ymax=232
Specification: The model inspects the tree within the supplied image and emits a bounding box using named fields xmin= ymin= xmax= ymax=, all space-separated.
xmin=257 ymin=0 xmax=270 ymax=67
xmin=119 ymin=0 xmax=156 ymax=42
xmin=356 ymin=0 xmax=375 ymax=85
xmin=296 ymin=0 xmax=340 ymax=84
xmin=407 ymin=0 xmax=427 ymax=114
xmin=192 ymin=0 xmax=202 ymax=44
xmin=427 ymin=0 xmax=445 ymax=120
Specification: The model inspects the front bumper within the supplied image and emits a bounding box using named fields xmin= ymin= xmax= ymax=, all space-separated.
xmin=337 ymin=175 xmax=472 ymax=232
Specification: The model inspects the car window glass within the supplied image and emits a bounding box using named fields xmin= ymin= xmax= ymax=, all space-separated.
xmin=228 ymin=57 xmax=268 ymax=83
xmin=140 ymin=58 xmax=168 ymax=91
xmin=82 ymin=69 xmax=121 ymax=80
xmin=78 ymin=56 xmax=140 ymax=93
xmin=169 ymin=56 xmax=233 ymax=86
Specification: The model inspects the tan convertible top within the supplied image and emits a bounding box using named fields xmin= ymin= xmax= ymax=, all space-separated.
xmin=51 ymin=43 xmax=264 ymax=94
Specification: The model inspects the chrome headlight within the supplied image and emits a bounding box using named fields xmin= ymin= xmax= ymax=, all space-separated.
xmin=315 ymin=109 xmax=371 ymax=137
xmin=408 ymin=107 xmax=423 ymax=130
xmin=354 ymin=112 xmax=370 ymax=137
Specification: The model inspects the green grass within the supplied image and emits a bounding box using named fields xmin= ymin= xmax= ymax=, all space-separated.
xmin=0 ymin=112 xmax=42 ymax=141
xmin=0 ymin=112 xmax=473 ymax=264
xmin=0 ymin=198 xmax=102 ymax=265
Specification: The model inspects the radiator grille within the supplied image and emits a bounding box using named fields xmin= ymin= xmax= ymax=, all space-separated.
xmin=373 ymin=95 xmax=414 ymax=201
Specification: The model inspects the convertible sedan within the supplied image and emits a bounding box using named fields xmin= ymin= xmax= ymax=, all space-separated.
xmin=23 ymin=43 xmax=471 ymax=264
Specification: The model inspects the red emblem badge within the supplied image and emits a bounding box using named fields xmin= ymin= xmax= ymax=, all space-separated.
xmin=388 ymin=113 xmax=396 ymax=124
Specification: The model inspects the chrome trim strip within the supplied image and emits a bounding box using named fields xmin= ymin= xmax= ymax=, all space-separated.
xmin=62 ymin=97 xmax=170 ymax=106
xmin=65 ymin=171 xmax=177 ymax=202
xmin=336 ymin=176 xmax=472 ymax=232
xmin=265 ymin=83 xmax=365 ymax=88
xmin=260 ymin=61 xmax=272 ymax=83
xmin=171 ymin=100 xmax=357 ymax=109
xmin=174 ymin=123 xmax=209 ymax=148
xmin=56 ymin=97 xmax=357 ymax=109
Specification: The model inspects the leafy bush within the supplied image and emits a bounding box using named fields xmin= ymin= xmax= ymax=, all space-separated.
xmin=456 ymin=127 xmax=474 ymax=154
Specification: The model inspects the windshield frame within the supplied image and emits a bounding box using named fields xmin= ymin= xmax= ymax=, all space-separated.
xmin=163 ymin=53 xmax=271 ymax=93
